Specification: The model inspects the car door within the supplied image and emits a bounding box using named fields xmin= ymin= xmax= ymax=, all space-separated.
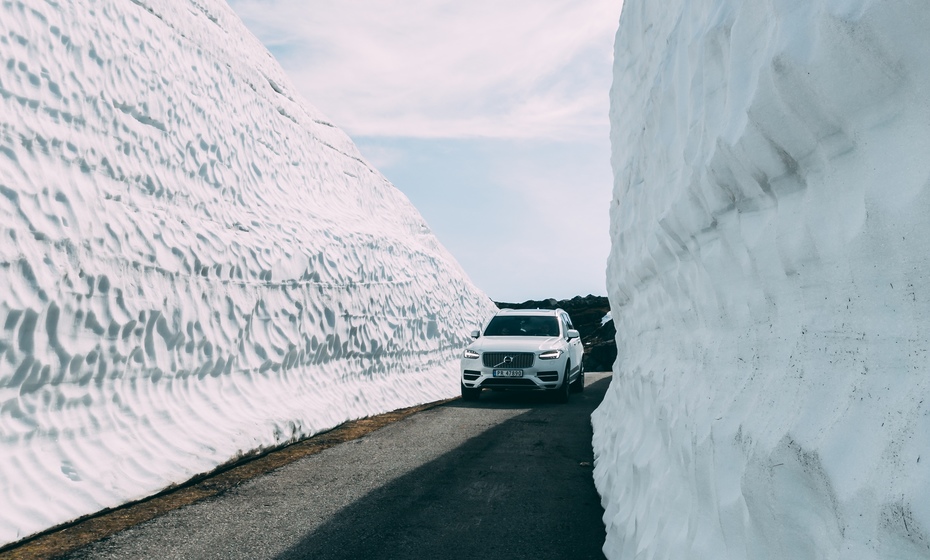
xmin=562 ymin=312 xmax=584 ymax=373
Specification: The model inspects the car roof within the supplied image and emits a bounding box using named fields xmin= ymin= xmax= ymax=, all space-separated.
xmin=494 ymin=308 xmax=563 ymax=316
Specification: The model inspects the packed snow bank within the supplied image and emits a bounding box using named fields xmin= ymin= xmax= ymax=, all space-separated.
xmin=593 ymin=1 xmax=930 ymax=558
xmin=0 ymin=0 xmax=495 ymax=546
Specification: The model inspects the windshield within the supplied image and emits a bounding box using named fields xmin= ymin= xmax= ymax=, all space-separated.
xmin=483 ymin=315 xmax=561 ymax=337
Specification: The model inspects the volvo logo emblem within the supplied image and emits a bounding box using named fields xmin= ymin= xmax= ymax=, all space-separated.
xmin=493 ymin=355 xmax=516 ymax=368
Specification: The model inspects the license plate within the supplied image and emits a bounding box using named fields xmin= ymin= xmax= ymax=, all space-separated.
xmin=493 ymin=369 xmax=523 ymax=377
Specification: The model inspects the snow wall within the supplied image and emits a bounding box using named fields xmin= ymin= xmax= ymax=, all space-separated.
xmin=593 ymin=1 xmax=930 ymax=558
xmin=0 ymin=0 xmax=496 ymax=546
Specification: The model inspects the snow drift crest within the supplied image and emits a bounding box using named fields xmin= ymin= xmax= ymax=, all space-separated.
xmin=594 ymin=1 xmax=930 ymax=558
xmin=0 ymin=0 xmax=495 ymax=545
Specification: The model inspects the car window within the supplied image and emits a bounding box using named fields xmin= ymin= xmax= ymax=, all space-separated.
xmin=561 ymin=312 xmax=575 ymax=330
xmin=484 ymin=315 xmax=560 ymax=337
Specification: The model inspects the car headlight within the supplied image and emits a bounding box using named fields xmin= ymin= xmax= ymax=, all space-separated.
xmin=539 ymin=349 xmax=562 ymax=360
xmin=463 ymin=348 xmax=480 ymax=359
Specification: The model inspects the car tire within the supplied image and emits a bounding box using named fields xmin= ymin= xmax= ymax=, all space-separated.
xmin=461 ymin=383 xmax=481 ymax=401
xmin=570 ymin=362 xmax=585 ymax=393
xmin=554 ymin=363 xmax=571 ymax=404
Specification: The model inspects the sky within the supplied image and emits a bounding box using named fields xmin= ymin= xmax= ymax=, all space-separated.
xmin=227 ymin=0 xmax=622 ymax=302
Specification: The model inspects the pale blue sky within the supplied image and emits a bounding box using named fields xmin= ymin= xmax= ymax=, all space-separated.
xmin=227 ymin=0 xmax=621 ymax=302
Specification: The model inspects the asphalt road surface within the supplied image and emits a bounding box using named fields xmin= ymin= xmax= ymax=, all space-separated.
xmin=65 ymin=373 xmax=612 ymax=560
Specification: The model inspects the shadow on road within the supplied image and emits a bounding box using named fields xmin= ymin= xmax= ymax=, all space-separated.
xmin=275 ymin=376 xmax=612 ymax=560
xmin=445 ymin=373 xmax=613 ymax=410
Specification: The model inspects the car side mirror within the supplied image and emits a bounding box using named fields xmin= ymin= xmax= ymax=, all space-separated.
xmin=567 ymin=329 xmax=580 ymax=340
xmin=470 ymin=329 xmax=481 ymax=339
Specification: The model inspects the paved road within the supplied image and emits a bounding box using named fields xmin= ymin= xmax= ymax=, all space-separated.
xmin=66 ymin=373 xmax=612 ymax=560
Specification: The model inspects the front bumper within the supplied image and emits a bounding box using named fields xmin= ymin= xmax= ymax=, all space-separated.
xmin=460 ymin=360 xmax=567 ymax=391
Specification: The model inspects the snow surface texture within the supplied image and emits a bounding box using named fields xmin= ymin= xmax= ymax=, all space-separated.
xmin=0 ymin=0 xmax=495 ymax=546
xmin=593 ymin=0 xmax=930 ymax=558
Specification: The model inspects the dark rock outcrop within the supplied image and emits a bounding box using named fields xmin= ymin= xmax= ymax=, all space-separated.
xmin=494 ymin=295 xmax=617 ymax=372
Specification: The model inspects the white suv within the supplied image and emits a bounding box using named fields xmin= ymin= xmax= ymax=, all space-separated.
xmin=460 ymin=308 xmax=584 ymax=402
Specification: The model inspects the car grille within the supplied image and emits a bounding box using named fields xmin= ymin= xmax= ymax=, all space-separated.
xmin=537 ymin=371 xmax=559 ymax=382
xmin=482 ymin=352 xmax=535 ymax=368
xmin=463 ymin=370 xmax=481 ymax=381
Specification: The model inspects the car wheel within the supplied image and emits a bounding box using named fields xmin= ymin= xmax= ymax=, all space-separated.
xmin=461 ymin=383 xmax=481 ymax=401
xmin=570 ymin=362 xmax=585 ymax=393
xmin=554 ymin=363 xmax=570 ymax=404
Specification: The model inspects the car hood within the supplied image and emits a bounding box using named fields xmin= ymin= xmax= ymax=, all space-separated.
xmin=468 ymin=336 xmax=564 ymax=353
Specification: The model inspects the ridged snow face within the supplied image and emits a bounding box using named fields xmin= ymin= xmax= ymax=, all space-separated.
xmin=594 ymin=1 xmax=930 ymax=559
xmin=0 ymin=0 xmax=496 ymax=545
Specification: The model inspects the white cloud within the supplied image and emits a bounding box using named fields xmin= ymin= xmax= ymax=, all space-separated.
xmin=487 ymin=141 xmax=612 ymax=298
xmin=227 ymin=0 xmax=621 ymax=140
xmin=227 ymin=0 xmax=621 ymax=300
